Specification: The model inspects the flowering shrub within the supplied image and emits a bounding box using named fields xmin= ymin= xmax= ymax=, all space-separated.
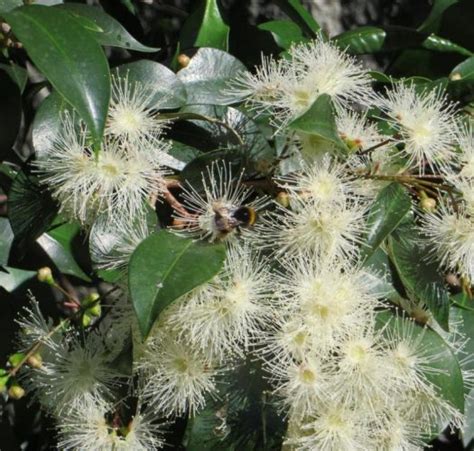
xmin=1 ymin=1 xmax=474 ymax=450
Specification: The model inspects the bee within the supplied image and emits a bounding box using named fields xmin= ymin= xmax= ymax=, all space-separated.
xmin=213 ymin=204 xmax=257 ymax=235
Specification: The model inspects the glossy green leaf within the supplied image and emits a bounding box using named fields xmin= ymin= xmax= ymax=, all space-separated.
xmin=419 ymin=0 xmax=459 ymax=33
xmin=177 ymin=48 xmax=246 ymax=105
xmin=129 ymin=230 xmax=226 ymax=338
xmin=58 ymin=4 xmax=159 ymax=52
xmin=0 ymin=0 xmax=22 ymax=14
xmin=389 ymin=230 xmax=450 ymax=330
xmin=32 ymin=92 xmax=67 ymax=156
xmin=115 ymin=60 xmax=187 ymax=109
xmin=0 ymin=71 xmax=21 ymax=159
xmin=0 ymin=62 xmax=27 ymax=93
xmin=450 ymin=55 xmax=474 ymax=81
xmin=334 ymin=26 xmax=471 ymax=56
xmin=0 ymin=266 xmax=35 ymax=292
xmin=194 ymin=0 xmax=230 ymax=51
xmin=0 ymin=218 xmax=14 ymax=266
xmin=8 ymin=170 xmax=57 ymax=250
xmin=363 ymin=247 xmax=403 ymax=305
xmin=258 ymin=20 xmax=307 ymax=49
xmin=274 ymin=0 xmax=321 ymax=38
xmin=288 ymin=94 xmax=343 ymax=147
xmin=5 ymin=5 xmax=110 ymax=145
xmin=361 ymin=183 xmax=412 ymax=262
xmin=37 ymin=223 xmax=91 ymax=282
xmin=378 ymin=311 xmax=465 ymax=413
xmin=464 ymin=390 xmax=474 ymax=446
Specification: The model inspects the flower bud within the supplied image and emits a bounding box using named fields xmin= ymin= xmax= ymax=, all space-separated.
xmin=82 ymin=292 xmax=100 ymax=307
xmin=450 ymin=72 xmax=462 ymax=81
xmin=37 ymin=267 xmax=54 ymax=285
xmin=27 ymin=353 xmax=43 ymax=369
xmin=177 ymin=53 xmax=190 ymax=68
xmin=82 ymin=312 xmax=92 ymax=328
xmin=8 ymin=383 xmax=25 ymax=400
xmin=275 ymin=191 xmax=290 ymax=208
xmin=419 ymin=191 xmax=436 ymax=212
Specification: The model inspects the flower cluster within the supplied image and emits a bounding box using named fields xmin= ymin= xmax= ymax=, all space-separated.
xmin=15 ymin=33 xmax=473 ymax=451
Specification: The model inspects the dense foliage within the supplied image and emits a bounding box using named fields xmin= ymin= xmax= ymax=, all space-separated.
xmin=1 ymin=0 xmax=474 ymax=450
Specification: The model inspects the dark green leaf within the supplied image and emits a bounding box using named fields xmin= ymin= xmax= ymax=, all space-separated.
xmin=129 ymin=230 xmax=226 ymax=338
xmin=288 ymin=94 xmax=343 ymax=147
xmin=0 ymin=218 xmax=14 ymax=266
xmin=258 ymin=20 xmax=307 ymax=49
xmin=32 ymin=92 xmax=67 ymax=156
xmin=115 ymin=60 xmax=186 ymax=109
xmin=363 ymin=247 xmax=404 ymax=305
xmin=194 ymin=0 xmax=230 ymax=51
xmin=8 ymin=170 xmax=57 ymax=250
xmin=5 ymin=5 xmax=110 ymax=145
xmin=450 ymin=55 xmax=474 ymax=81
xmin=419 ymin=0 xmax=459 ymax=33
xmin=37 ymin=223 xmax=91 ymax=281
xmin=378 ymin=311 xmax=465 ymax=413
xmin=58 ymin=4 xmax=159 ymax=52
xmin=389 ymin=230 xmax=450 ymax=330
xmin=0 ymin=266 xmax=36 ymax=292
xmin=177 ymin=48 xmax=246 ymax=105
xmin=361 ymin=183 xmax=412 ymax=262
xmin=334 ymin=26 xmax=471 ymax=56
xmin=0 ymin=0 xmax=22 ymax=14
xmin=274 ymin=0 xmax=321 ymax=38
xmin=0 ymin=71 xmax=21 ymax=159
xmin=0 ymin=62 xmax=27 ymax=93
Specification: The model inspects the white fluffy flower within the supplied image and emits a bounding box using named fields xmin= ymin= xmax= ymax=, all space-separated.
xmin=457 ymin=124 xmax=474 ymax=178
xmin=255 ymin=195 xmax=366 ymax=261
xmin=275 ymin=155 xmax=357 ymax=207
xmin=174 ymin=162 xmax=267 ymax=242
xmin=378 ymin=83 xmax=459 ymax=173
xmin=231 ymin=36 xmax=373 ymax=128
xmin=421 ymin=201 xmax=474 ymax=280
xmin=138 ymin=332 xmax=219 ymax=417
xmin=89 ymin=213 xmax=152 ymax=273
xmin=165 ymin=245 xmax=271 ymax=362
xmin=36 ymin=113 xmax=167 ymax=226
xmin=106 ymin=74 xmax=168 ymax=148
xmin=25 ymin=333 xmax=121 ymax=415
xmin=268 ymin=257 xmax=380 ymax=355
xmin=57 ymin=397 xmax=165 ymax=451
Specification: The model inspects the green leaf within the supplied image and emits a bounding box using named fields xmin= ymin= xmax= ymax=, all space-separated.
xmin=177 ymin=47 xmax=246 ymax=105
xmin=37 ymin=223 xmax=91 ymax=282
xmin=0 ymin=0 xmax=22 ymax=14
xmin=419 ymin=0 xmax=459 ymax=33
xmin=450 ymin=55 xmax=474 ymax=81
xmin=194 ymin=0 xmax=230 ymax=51
xmin=58 ymin=4 xmax=159 ymax=53
xmin=0 ymin=266 xmax=36 ymax=292
xmin=0 ymin=218 xmax=14 ymax=266
xmin=288 ymin=94 xmax=343 ymax=147
xmin=129 ymin=231 xmax=226 ymax=338
xmin=0 ymin=62 xmax=27 ymax=93
xmin=5 ymin=5 xmax=110 ymax=145
xmin=333 ymin=26 xmax=472 ymax=56
xmin=32 ymin=91 xmax=67 ymax=156
xmin=115 ymin=60 xmax=187 ymax=109
xmin=274 ymin=0 xmax=321 ymax=38
xmin=361 ymin=183 xmax=412 ymax=262
xmin=0 ymin=70 xmax=21 ymax=159
xmin=258 ymin=20 xmax=307 ymax=49
xmin=389 ymin=230 xmax=450 ymax=330
xmin=464 ymin=390 xmax=474 ymax=446
xmin=378 ymin=311 xmax=465 ymax=414
xmin=8 ymin=170 xmax=57 ymax=250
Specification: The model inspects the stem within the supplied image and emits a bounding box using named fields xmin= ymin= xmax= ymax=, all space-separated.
xmin=8 ymin=319 xmax=68 ymax=377
xmin=358 ymin=138 xmax=392 ymax=156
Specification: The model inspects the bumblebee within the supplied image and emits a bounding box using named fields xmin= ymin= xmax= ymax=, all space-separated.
xmin=213 ymin=204 xmax=257 ymax=235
